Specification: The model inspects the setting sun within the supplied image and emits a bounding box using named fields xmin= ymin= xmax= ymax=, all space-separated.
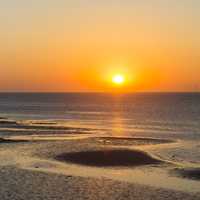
xmin=112 ymin=74 xmax=125 ymax=85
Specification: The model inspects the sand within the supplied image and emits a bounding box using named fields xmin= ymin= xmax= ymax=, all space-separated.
xmin=0 ymin=135 xmax=199 ymax=200
xmin=0 ymin=166 xmax=199 ymax=200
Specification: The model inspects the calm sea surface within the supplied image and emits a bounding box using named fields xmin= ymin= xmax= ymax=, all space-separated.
xmin=0 ymin=93 xmax=200 ymax=140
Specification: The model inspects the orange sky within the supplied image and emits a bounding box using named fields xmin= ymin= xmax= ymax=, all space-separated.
xmin=0 ymin=1 xmax=199 ymax=92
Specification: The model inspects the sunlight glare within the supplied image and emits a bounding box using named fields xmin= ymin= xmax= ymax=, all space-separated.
xmin=112 ymin=74 xmax=125 ymax=85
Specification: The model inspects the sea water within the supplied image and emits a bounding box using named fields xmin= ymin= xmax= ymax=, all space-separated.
xmin=0 ymin=93 xmax=199 ymax=139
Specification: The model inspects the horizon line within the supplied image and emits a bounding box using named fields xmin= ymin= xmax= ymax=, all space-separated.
xmin=0 ymin=91 xmax=199 ymax=94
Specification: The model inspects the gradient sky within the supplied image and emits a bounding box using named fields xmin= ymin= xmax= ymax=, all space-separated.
xmin=0 ymin=0 xmax=200 ymax=92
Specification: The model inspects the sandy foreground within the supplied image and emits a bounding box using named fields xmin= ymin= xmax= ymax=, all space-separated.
xmin=0 ymin=135 xmax=200 ymax=200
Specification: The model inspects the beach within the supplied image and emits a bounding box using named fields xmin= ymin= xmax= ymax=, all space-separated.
xmin=0 ymin=93 xmax=200 ymax=199
xmin=0 ymin=134 xmax=199 ymax=200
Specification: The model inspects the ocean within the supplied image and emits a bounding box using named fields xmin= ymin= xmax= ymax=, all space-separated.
xmin=0 ymin=92 xmax=200 ymax=140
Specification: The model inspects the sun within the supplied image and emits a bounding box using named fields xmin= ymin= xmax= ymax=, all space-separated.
xmin=112 ymin=74 xmax=125 ymax=85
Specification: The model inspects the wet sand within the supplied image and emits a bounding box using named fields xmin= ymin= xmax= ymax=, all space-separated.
xmin=0 ymin=135 xmax=199 ymax=199
xmin=93 ymin=136 xmax=174 ymax=146
xmin=172 ymin=168 xmax=200 ymax=180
